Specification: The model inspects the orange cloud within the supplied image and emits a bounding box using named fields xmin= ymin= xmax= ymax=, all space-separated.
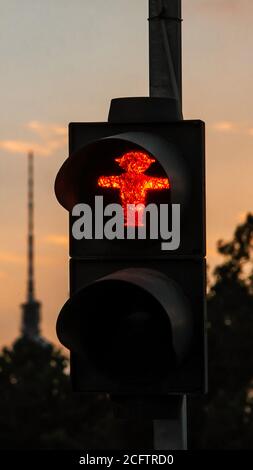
xmin=212 ymin=121 xmax=237 ymax=133
xmin=0 ymin=251 xmax=25 ymax=264
xmin=212 ymin=121 xmax=253 ymax=136
xmin=26 ymin=121 xmax=67 ymax=139
xmin=0 ymin=139 xmax=65 ymax=156
xmin=44 ymin=234 xmax=68 ymax=247
xmin=0 ymin=120 xmax=67 ymax=157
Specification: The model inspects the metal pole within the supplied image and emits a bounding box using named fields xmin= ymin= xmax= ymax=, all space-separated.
xmin=149 ymin=0 xmax=182 ymax=116
xmin=149 ymin=0 xmax=187 ymax=449
xmin=153 ymin=396 xmax=187 ymax=450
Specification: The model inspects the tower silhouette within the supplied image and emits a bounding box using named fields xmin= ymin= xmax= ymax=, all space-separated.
xmin=20 ymin=151 xmax=41 ymax=340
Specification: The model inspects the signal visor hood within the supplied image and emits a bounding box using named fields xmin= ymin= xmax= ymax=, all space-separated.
xmin=55 ymin=131 xmax=190 ymax=212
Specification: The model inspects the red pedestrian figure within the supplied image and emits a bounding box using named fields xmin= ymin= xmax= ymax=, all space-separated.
xmin=97 ymin=151 xmax=170 ymax=226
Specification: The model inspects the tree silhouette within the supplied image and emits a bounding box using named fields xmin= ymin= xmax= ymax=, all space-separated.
xmin=0 ymin=337 xmax=152 ymax=449
xmin=189 ymin=213 xmax=253 ymax=449
xmin=2 ymin=214 xmax=253 ymax=449
xmin=0 ymin=337 xmax=114 ymax=449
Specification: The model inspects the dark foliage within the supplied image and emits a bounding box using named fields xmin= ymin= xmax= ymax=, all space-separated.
xmin=0 ymin=337 xmax=152 ymax=449
xmin=189 ymin=213 xmax=253 ymax=448
xmin=0 ymin=338 xmax=111 ymax=449
xmin=1 ymin=214 xmax=253 ymax=449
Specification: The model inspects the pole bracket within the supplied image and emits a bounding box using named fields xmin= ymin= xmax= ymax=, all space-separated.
xmin=148 ymin=5 xmax=182 ymax=22
xmin=148 ymin=16 xmax=182 ymax=23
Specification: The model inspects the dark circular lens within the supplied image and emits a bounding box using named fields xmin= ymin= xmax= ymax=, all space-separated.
xmin=83 ymin=282 xmax=175 ymax=382
xmin=110 ymin=310 xmax=175 ymax=380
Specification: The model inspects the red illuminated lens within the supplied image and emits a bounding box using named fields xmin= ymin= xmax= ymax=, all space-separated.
xmin=97 ymin=151 xmax=170 ymax=226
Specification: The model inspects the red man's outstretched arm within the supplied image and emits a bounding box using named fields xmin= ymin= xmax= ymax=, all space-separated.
xmin=144 ymin=177 xmax=170 ymax=191
xmin=97 ymin=175 xmax=121 ymax=189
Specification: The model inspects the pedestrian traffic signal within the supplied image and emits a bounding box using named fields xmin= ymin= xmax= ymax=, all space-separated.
xmin=97 ymin=150 xmax=170 ymax=226
xmin=55 ymin=99 xmax=206 ymax=395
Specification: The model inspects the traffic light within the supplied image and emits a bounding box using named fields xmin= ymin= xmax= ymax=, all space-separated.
xmin=55 ymin=98 xmax=206 ymax=395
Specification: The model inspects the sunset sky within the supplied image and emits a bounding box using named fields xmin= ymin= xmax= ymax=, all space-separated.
xmin=0 ymin=0 xmax=253 ymax=347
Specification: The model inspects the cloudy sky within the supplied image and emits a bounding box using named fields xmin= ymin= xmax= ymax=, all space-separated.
xmin=0 ymin=0 xmax=253 ymax=346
